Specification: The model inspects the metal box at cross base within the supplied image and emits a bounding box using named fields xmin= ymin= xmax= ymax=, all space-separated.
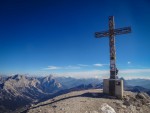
xmin=103 ymin=79 xmax=124 ymax=98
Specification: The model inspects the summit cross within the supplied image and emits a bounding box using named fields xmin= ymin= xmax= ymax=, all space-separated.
xmin=95 ymin=16 xmax=131 ymax=79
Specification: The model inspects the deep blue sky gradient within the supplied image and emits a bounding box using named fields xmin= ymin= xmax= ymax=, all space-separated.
xmin=0 ymin=0 xmax=150 ymax=75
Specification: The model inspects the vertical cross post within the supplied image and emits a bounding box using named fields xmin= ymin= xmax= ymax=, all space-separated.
xmin=109 ymin=16 xmax=117 ymax=79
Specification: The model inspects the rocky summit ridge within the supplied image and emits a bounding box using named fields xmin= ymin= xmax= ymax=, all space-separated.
xmin=27 ymin=89 xmax=150 ymax=113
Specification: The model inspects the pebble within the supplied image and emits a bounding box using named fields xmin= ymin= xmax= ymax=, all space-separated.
xmin=85 ymin=111 xmax=99 ymax=113
xmin=123 ymin=100 xmax=130 ymax=106
xmin=121 ymin=105 xmax=127 ymax=109
xmin=60 ymin=108 xmax=65 ymax=110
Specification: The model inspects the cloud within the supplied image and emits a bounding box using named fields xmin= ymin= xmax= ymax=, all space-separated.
xmin=45 ymin=66 xmax=61 ymax=70
xmin=54 ymin=70 xmax=109 ymax=79
xmin=119 ymin=69 xmax=150 ymax=74
xmin=78 ymin=64 xmax=89 ymax=67
xmin=64 ymin=65 xmax=81 ymax=69
xmin=44 ymin=63 xmax=108 ymax=70
xmin=116 ymin=69 xmax=150 ymax=79
xmin=52 ymin=68 xmax=150 ymax=79
xmin=43 ymin=64 xmax=150 ymax=79
xmin=127 ymin=61 xmax=131 ymax=64
xmin=93 ymin=64 xmax=106 ymax=67
xmin=44 ymin=65 xmax=81 ymax=70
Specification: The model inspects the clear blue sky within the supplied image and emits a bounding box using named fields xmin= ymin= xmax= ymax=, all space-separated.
xmin=0 ymin=0 xmax=150 ymax=78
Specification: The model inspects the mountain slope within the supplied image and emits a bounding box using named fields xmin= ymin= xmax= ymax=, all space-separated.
xmin=55 ymin=77 xmax=102 ymax=89
xmin=125 ymin=79 xmax=150 ymax=89
xmin=0 ymin=75 xmax=62 ymax=112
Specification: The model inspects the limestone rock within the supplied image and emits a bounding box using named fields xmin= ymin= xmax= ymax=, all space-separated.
xmin=100 ymin=103 xmax=116 ymax=113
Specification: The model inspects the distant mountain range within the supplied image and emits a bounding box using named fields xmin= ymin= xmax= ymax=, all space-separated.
xmin=121 ymin=77 xmax=150 ymax=95
xmin=0 ymin=74 xmax=150 ymax=113
xmin=126 ymin=79 xmax=150 ymax=89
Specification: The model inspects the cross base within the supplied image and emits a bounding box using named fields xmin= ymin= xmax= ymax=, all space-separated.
xmin=103 ymin=79 xmax=124 ymax=98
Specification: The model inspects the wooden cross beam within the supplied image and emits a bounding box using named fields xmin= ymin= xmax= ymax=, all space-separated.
xmin=95 ymin=16 xmax=131 ymax=79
